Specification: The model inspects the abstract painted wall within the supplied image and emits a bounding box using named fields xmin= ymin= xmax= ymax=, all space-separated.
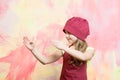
xmin=0 ymin=0 xmax=120 ymax=80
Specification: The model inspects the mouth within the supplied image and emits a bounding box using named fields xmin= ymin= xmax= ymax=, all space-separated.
xmin=66 ymin=37 xmax=71 ymax=41
xmin=66 ymin=38 xmax=72 ymax=43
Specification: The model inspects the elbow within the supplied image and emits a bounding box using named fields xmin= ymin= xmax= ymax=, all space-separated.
xmin=83 ymin=54 xmax=94 ymax=61
xmin=82 ymin=50 xmax=95 ymax=61
xmin=81 ymin=57 xmax=87 ymax=61
xmin=77 ymin=56 xmax=86 ymax=61
xmin=80 ymin=55 xmax=91 ymax=61
xmin=81 ymin=57 xmax=91 ymax=61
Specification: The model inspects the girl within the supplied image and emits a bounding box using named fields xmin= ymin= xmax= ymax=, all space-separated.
xmin=23 ymin=17 xmax=95 ymax=80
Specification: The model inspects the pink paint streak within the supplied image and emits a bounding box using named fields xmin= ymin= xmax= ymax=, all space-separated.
xmin=0 ymin=33 xmax=7 ymax=45
xmin=36 ymin=23 xmax=64 ymax=63
xmin=86 ymin=2 xmax=120 ymax=51
xmin=116 ymin=42 xmax=120 ymax=66
xmin=0 ymin=34 xmax=4 ymax=41
xmin=0 ymin=46 xmax=37 ymax=80
xmin=0 ymin=0 xmax=9 ymax=18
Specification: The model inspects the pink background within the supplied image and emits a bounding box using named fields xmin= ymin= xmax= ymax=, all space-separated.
xmin=0 ymin=0 xmax=120 ymax=80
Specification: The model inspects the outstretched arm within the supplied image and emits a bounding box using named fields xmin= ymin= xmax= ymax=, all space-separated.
xmin=23 ymin=37 xmax=63 ymax=65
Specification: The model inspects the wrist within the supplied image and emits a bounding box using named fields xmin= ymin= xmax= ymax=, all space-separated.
xmin=62 ymin=45 xmax=68 ymax=52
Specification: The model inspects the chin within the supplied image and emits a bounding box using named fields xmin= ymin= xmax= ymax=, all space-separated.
xmin=68 ymin=41 xmax=73 ymax=45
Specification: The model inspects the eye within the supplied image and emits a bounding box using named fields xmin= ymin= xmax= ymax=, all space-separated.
xmin=65 ymin=31 xmax=70 ymax=34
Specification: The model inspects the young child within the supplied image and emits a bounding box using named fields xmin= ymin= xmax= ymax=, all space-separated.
xmin=23 ymin=17 xmax=95 ymax=80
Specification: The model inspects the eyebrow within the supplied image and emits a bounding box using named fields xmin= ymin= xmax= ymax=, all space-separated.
xmin=64 ymin=31 xmax=69 ymax=34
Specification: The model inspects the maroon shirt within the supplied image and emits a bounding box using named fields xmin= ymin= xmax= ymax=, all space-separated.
xmin=60 ymin=52 xmax=87 ymax=80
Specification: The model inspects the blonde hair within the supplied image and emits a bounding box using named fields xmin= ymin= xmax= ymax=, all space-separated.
xmin=69 ymin=39 xmax=88 ymax=66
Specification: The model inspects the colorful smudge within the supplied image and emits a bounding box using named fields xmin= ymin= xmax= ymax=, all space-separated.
xmin=0 ymin=0 xmax=120 ymax=80
xmin=0 ymin=46 xmax=37 ymax=80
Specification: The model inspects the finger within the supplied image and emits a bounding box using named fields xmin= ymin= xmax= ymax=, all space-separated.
xmin=23 ymin=36 xmax=27 ymax=41
xmin=24 ymin=36 xmax=31 ymax=42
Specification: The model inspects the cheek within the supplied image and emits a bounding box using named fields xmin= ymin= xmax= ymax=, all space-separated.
xmin=71 ymin=36 xmax=77 ymax=41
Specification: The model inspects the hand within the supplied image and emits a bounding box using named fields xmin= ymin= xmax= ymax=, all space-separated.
xmin=23 ymin=36 xmax=35 ymax=51
xmin=51 ymin=40 xmax=67 ymax=50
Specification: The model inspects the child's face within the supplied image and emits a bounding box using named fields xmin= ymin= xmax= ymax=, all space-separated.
xmin=64 ymin=31 xmax=77 ymax=45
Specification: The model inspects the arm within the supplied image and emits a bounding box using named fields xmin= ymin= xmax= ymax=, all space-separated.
xmin=23 ymin=37 xmax=63 ymax=65
xmin=63 ymin=46 xmax=95 ymax=61
xmin=31 ymin=49 xmax=63 ymax=65
xmin=52 ymin=40 xmax=95 ymax=61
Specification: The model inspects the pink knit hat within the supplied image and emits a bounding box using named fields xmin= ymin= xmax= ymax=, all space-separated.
xmin=63 ymin=17 xmax=90 ymax=41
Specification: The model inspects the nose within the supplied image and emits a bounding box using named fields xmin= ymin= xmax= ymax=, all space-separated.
xmin=66 ymin=34 xmax=70 ymax=39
